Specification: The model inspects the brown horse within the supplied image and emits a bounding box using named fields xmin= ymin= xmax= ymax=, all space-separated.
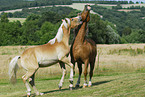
xmin=70 ymin=5 xmax=97 ymax=88
xmin=8 ymin=16 xmax=82 ymax=97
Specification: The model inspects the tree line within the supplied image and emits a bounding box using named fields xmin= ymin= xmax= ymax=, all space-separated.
xmin=0 ymin=6 xmax=121 ymax=46
xmin=0 ymin=0 xmax=72 ymax=11
xmin=0 ymin=5 xmax=144 ymax=46
xmin=73 ymin=0 xmax=129 ymax=4
xmin=92 ymin=5 xmax=145 ymax=43
xmin=1 ymin=0 xmax=143 ymax=11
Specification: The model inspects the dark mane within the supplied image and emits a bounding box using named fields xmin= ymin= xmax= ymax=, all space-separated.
xmin=73 ymin=24 xmax=96 ymax=46
xmin=86 ymin=38 xmax=96 ymax=46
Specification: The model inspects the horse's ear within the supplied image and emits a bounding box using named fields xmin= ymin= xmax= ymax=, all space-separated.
xmin=78 ymin=13 xmax=81 ymax=16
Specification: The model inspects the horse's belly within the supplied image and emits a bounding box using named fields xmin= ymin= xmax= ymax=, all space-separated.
xmin=38 ymin=60 xmax=58 ymax=67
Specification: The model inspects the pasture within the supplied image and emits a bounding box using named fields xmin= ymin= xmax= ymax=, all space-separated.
xmin=0 ymin=44 xmax=145 ymax=96
xmin=8 ymin=18 xmax=26 ymax=23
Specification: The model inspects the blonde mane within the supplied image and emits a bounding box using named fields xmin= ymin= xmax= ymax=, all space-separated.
xmin=48 ymin=18 xmax=70 ymax=44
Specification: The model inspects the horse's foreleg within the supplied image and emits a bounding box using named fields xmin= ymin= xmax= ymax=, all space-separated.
xmin=58 ymin=62 xmax=66 ymax=90
xmin=83 ymin=60 xmax=89 ymax=88
xmin=75 ymin=62 xmax=82 ymax=88
xmin=73 ymin=62 xmax=76 ymax=75
xmin=61 ymin=57 xmax=74 ymax=90
xmin=68 ymin=63 xmax=74 ymax=90
xmin=88 ymin=61 xmax=95 ymax=87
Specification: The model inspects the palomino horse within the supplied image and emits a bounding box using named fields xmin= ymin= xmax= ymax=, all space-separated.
xmin=9 ymin=16 xmax=82 ymax=97
xmin=70 ymin=5 xmax=97 ymax=88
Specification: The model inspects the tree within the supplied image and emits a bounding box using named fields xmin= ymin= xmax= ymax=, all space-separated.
xmin=22 ymin=14 xmax=40 ymax=44
xmin=136 ymin=2 xmax=139 ymax=4
xmin=39 ymin=11 xmax=61 ymax=25
xmin=0 ymin=13 xmax=9 ymax=23
xmin=39 ymin=21 xmax=57 ymax=44
xmin=129 ymin=1 xmax=134 ymax=4
xmin=105 ymin=25 xmax=120 ymax=44
xmin=122 ymin=27 xmax=132 ymax=36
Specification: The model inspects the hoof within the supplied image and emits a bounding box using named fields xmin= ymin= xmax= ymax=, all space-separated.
xmin=69 ymin=87 xmax=72 ymax=91
xmin=39 ymin=93 xmax=44 ymax=96
xmin=88 ymin=81 xmax=92 ymax=87
xmin=83 ymin=85 xmax=87 ymax=88
xmin=27 ymin=93 xmax=31 ymax=97
xmin=27 ymin=95 xmax=30 ymax=97
xmin=75 ymin=84 xmax=80 ymax=88
xmin=59 ymin=86 xmax=62 ymax=90
xmin=36 ymin=92 xmax=44 ymax=96
xmin=69 ymin=84 xmax=73 ymax=90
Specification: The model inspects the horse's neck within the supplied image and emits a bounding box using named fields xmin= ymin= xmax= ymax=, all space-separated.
xmin=74 ymin=22 xmax=87 ymax=44
xmin=62 ymin=26 xmax=70 ymax=46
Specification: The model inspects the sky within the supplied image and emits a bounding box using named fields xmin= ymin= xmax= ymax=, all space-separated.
xmin=83 ymin=0 xmax=144 ymax=3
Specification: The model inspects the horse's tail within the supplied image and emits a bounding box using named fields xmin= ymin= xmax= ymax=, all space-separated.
xmin=8 ymin=56 xmax=20 ymax=84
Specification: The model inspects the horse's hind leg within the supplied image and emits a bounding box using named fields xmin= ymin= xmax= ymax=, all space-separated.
xmin=83 ymin=60 xmax=89 ymax=88
xmin=88 ymin=61 xmax=95 ymax=87
xmin=21 ymin=61 xmax=40 ymax=96
xmin=75 ymin=62 xmax=82 ymax=88
xmin=22 ymin=70 xmax=35 ymax=97
xmin=29 ymin=73 xmax=44 ymax=95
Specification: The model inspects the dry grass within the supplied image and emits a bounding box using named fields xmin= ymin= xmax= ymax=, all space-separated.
xmin=0 ymin=44 xmax=145 ymax=96
xmin=97 ymin=44 xmax=145 ymax=73
xmin=0 ymin=44 xmax=145 ymax=80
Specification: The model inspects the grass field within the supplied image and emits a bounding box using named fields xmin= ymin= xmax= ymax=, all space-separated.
xmin=0 ymin=44 xmax=145 ymax=96
xmin=8 ymin=18 xmax=26 ymax=23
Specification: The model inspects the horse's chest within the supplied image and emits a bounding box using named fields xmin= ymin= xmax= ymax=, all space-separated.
xmin=73 ymin=45 xmax=90 ymax=61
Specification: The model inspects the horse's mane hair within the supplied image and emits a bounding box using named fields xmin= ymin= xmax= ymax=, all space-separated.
xmin=48 ymin=18 xmax=70 ymax=44
xmin=73 ymin=23 xmax=96 ymax=46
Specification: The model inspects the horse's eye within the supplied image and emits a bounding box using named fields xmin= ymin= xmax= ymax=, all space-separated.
xmin=72 ymin=19 xmax=74 ymax=21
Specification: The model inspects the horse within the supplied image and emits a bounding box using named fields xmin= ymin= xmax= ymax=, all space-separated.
xmin=70 ymin=5 xmax=97 ymax=88
xmin=8 ymin=16 xmax=82 ymax=97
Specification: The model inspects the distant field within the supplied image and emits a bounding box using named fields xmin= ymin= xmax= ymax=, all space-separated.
xmin=1 ymin=3 xmax=145 ymax=15
xmin=0 ymin=44 xmax=145 ymax=96
xmin=8 ymin=18 xmax=26 ymax=23
xmin=118 ymin=9 xmax=140 ymax=12
xmin=122 ymin=4 xmax=145 ymax=8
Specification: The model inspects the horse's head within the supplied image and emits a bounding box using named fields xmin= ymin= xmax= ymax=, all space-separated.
xmin=62 ymin=15 xmax=82 ymax=29
xmin=69 ymin=16 xmax=82 ymax=29
xmin=81 ymin=4 xmax=91 ymax=22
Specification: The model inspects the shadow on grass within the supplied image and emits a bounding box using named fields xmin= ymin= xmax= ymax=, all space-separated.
xmin=92 ymin=80 xmax=113 ymax=86
xmin=23 ymin=80 xmax=113 ymax=97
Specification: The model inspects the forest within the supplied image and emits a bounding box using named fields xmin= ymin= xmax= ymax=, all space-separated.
xmin=0 ymin=0 xmax=72 ymax=11
xmin=0 ymin=6 xmax=121 ymax=46
xmin=91 ymin=5 xmax=145 ymax=43
xmin=0 ymin=0 xmax=141 ymax=11
xmin=0 ymin=0 xmax=145 ymax=46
